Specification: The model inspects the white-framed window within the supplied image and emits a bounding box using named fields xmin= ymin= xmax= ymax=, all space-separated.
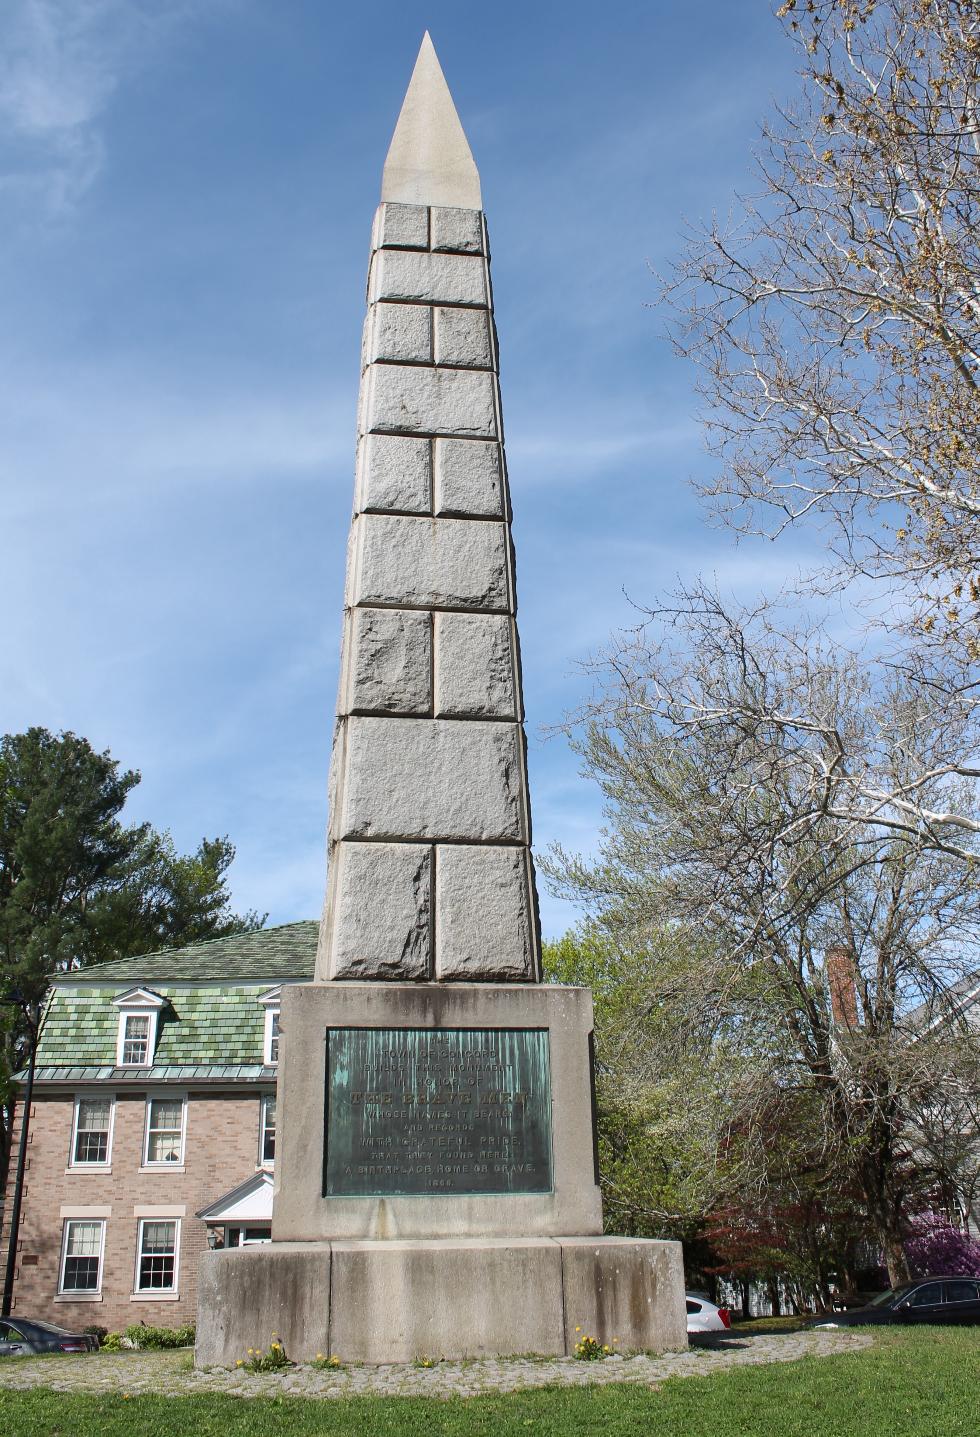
xmin=260 ymin=1095 xmax=276 ymax=1166
xmin=58 ymin=1219 xmax=105 ymax=1294
xmin=69 ymin=1095 xmax=114 ymax=1167
xmin=120 ymin=1013 xmax=152 ymax=1065
xmin=113 ymin=989 xmax=165 ymax=1067
xmin=135 ymin=1218 xmax=180 ymax=1293
xmin=264 ymin=1009 xmax=280 ymax=1066
xmin=143 ymin=1096 xmax=186 ymax=1166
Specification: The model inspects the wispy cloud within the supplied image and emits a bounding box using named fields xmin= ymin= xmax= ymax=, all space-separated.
xmin=0 ymin=0 xmax=202 ymax=214
xmin=1 ymin=366 xmax=351 ymax=518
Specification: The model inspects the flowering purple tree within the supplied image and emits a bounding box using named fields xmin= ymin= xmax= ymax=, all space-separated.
xmin=905 ymin=1214 xmax=980 ymax=1278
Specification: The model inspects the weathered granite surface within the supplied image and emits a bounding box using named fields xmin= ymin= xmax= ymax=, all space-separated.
xmin=327 ymin=843 xmax=432 ymax=979
xmin=335 ymin=717 xmax=527 ymax=844
xmin=196 ymin=1236 xmax=685 ymax=1366
xmin=435 ymin=845 xmax=534 ymax=979
xmin=346 ymin=608 xmax=432 ymax=715
xmin=318 ymin=124 xmax=539 ymax=981
xmin=351 ymin=513 xmax=511 ymax=611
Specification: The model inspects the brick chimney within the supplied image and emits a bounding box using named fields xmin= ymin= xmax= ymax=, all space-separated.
xmin=826 ymin=945 xmax=860 ymax=1028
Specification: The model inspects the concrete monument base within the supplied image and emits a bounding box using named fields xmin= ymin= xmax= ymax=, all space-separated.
xmin=195 ymin=1234 xmax=687 ymax=1366
xmin=273 ymin=982 xmax=604 ymax=1243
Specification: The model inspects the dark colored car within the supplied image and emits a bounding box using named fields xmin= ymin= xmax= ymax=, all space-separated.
xmin=814 ymin=1277 xmax=980 ymax=1327
xmin=0 ymin=1317 xmax=99 ymax=1355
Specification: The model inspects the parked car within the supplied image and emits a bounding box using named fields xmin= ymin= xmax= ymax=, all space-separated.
xmin=813 ymin=1277 xmax=980 ymax=1327
xmin=686 ymin=1294 xmax=733 ymax=1333
xmin=0 ymin=1318 xmax=99 ymax=1355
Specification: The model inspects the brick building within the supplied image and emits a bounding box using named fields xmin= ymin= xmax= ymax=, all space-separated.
xmin=2 ymin=921 xmax=316 ymax=1332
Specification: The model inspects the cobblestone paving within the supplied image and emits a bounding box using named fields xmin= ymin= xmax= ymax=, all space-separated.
xmin=0 ymin=1330 xmax=873 ymax=1401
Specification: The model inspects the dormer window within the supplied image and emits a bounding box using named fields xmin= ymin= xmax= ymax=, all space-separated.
xmin=258 ymin=987 xmax=283 ymax=1066
xmin=112 ymin=988 xmax=167 ymax=1068
xmin=265 ymin=1011 xmax=280 ymax=1066
xmin=122 ymin=1014 xmax=151 ymax=1065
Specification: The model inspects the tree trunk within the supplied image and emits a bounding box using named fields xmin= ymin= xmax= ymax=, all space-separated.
xmin=880 ymin=1228 xmax=911 ymax=1288
xmin=859 ymin=1121 xmax=912 ymax=1288
xmin=766 ymin=1276 xmax=781 ymax=1316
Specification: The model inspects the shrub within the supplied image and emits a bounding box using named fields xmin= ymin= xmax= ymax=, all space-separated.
xmin=124 ymin=1323 xmax=196 ymax=1350
xmin=83 ymin=1325 xmax=108 ymax=1345
xmin=905 ymin=1214 xmax=980 ymax=1278
xmin=101 ymin=1332 xmax=125 ymax=1352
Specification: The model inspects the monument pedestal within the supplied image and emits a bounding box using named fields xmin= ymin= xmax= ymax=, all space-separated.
xmin=195 ymin=982 xmax=687 ymax=1366
xmin=196 ymin=1235 xmax=686 ymax=1365
xmin=273 ymin=982 xmax=603 ymax=1242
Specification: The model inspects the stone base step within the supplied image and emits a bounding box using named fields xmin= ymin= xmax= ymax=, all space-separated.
xmin=195 ymin=1234 xmax=686 ymax=1366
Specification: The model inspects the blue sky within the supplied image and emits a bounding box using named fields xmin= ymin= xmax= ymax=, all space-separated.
xmin=0 ymin=1 xmax=809 ymax=939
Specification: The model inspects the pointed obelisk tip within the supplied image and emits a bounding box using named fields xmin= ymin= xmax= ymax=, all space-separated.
xmin=381 ymin=33 xmax=482 ymax=210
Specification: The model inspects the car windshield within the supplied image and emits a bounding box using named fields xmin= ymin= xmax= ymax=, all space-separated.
xmin=17 ymin=1319 xmax=70 ymax=1336
xmin=866 ymin=1288 xmax=899 ymax=1307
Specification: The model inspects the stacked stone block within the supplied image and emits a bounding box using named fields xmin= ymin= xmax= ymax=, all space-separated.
xmin=317 ymin=201 xmax=541 ymax=984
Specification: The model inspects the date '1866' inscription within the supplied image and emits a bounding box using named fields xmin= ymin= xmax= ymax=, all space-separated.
xmin=323 ymin=1027 xmax=553 ymax=1197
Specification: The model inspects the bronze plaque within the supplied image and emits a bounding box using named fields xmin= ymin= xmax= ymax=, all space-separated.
xmin=323 ymin=1027 xmax=553 ymax=1197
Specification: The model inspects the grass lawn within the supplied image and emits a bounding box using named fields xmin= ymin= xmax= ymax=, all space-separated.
xmin=2 ymin=1327 xmax=976 ymax=1437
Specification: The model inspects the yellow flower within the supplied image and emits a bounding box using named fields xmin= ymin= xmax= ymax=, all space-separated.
xmin=575 ymin=1326 xmax=581 ymax=1332
xmin=236 ymin=1360 xmax=243 ymax=1368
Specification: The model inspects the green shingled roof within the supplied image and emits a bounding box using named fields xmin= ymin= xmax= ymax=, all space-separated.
xmin=33 ymin=921 xmax=318 ymax=1075
xmin=65 ymin=920 xmax=318 ymax=985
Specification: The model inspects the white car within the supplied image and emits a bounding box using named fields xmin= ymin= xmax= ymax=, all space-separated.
xmin=686 ymin=1294 xmax=733 ymax=1333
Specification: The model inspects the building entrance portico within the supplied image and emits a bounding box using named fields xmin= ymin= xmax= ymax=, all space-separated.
xmin=198 ymin=1172 xmax=274 ymax=1250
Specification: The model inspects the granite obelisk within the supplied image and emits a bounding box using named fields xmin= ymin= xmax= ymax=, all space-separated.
xmin=196 ymin=37 xmax=686 ymax=1366
xmin=320 ymin=33 xmax=538 ymax=985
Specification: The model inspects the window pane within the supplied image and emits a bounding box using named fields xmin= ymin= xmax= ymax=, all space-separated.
xmin=62 ymin=1221 xmax=101 ymax=1292
xmin=75 ymin=1131 xmax=108 ymax=1163
xmin=122 ymin=1014 xmax=150 ymax=1064
xmin=73 ymin=1098 xmax=111 ymax=1163
xmin=150 ymin=1099 xmax=182 ymax=1129
xmin=77 ymin=1098 xmax=110 ymax=1128
xmin=262 ymin=1098 xmax=276 ymax=1163
xmin=138 ymin=1220 xmax=177 ymax=1291
xmin=946 ymin=1280 xmax=980 ymax=1303
xmin=67 ymin=1222 xmax=101 ymax=1256
xmin=910 ymin=1283 xmax=944 ymax=1307
xmin=146 ymin=1099 xmax=183 ymax=1163
xmin=268 ymin=1012 xmax=280 ymax=1063
xmin=147 ymin=1132 xmax=181 ymax=1162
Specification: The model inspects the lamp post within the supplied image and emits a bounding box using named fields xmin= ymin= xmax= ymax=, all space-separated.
xmin=2 ymin=998 xmax=41 ymax=1318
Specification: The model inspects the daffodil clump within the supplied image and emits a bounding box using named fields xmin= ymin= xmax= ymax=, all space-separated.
xmin=236 ymin=1334 xmax=289 ymax=1372
xmin=572 ymin=1327 xmax=619 ymax=1361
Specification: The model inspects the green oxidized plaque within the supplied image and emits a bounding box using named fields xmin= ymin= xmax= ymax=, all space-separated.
xmin=324 ymin=1027 xmax=553 ymax=1197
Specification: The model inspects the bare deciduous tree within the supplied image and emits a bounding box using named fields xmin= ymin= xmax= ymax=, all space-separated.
xmin=545 ymin=590 xmax=980 ymax=1283
xmin=656 ymin=0 xmax=980 ymax=908
xmin=669 ymin=0 xmax=980 ymax=648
